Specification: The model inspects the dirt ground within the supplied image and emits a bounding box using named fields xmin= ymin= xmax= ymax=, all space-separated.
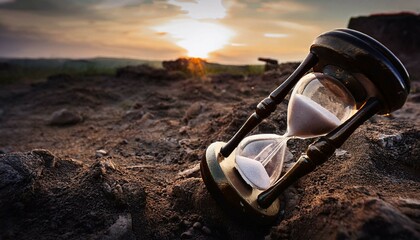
xmin=0 ymin=63 xmax=419 ymax=239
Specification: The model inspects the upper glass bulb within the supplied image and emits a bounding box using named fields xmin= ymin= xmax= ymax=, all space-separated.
xmin=286 ymin=72 xmax=357 ymax=138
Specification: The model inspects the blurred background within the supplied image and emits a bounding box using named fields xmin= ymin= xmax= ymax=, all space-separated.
xmin=0 ymin=0 xmax=419 ymax=64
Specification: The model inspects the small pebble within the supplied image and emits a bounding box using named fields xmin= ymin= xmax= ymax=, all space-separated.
xmin=335 ymin=149 xmax=351 ymax=158
xmin=102 ymin=183 xmax=112 ymax=194
xmin=32 ymin=149 xmax=56 ymax=168
xmin=192 ymin=222 xmax=202 ymax=229
xmin=120 ymin=151 xmax=131 ymax=157
xmin=182 ymin=220 xmax=192 ymax=227
xmin=181 ymin=230 xmax=193 ymax=239
xmin=377 ymin=133 xmax=402 ymax=148
xmin=95 ymin=149 xmax=108 ymax=158
xmin=105 ymin=214 xmax=133 ymax=239
xmin=201 ymin=226 xmax=212 ymax=235
xmin=48 ymin=108 xmax=83 ymax=126
xmin=183 ymin=102 xmax=203 ymax=122
xmin=179 ymin=126 xmax=188 ymax=134
xmin=115 ymin=184 xmax=123 ymax=194
xmin=169 ymin=215 xmax=179 ymax=222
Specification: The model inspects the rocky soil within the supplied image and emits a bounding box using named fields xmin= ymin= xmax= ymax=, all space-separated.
xmin=0 ymin=58 xmax=419 ymax=240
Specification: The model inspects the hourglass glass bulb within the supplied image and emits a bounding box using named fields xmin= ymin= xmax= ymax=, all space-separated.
xmin=286 ymin=94 xmax=341 ymax=138
xmin=235 ymin=134 xmax=285 ymax=189
xmin=236 ymin=155 xmax=271 ymax=189
xmin=235 ymin=73 xmax=356 ymax=190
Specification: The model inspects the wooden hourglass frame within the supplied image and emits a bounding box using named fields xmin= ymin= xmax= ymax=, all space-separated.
xmin=200 ymin=29 xmax=410 ymax=224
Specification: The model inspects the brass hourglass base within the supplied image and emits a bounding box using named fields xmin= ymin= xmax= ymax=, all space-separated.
xmin=200 ymin=142 xmax=282 ymax=224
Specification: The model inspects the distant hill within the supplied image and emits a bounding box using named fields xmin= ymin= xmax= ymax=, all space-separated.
xmin=348 ymin=12 xmax=420 ymax=80
xmin=0 ymin=57 xmax=162 ymax=84
xmin=0 ymin=57 xmax=265 ymax=85
xmin=0 ymin=57 xmax=162 ymax=68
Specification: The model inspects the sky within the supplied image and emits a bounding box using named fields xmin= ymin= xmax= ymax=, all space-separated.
xmin=0 ymin=0 xmax=419 ymax=64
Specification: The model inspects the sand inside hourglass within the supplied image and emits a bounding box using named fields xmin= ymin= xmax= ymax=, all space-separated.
xmin=235 ymin=94 xmax=342 ymax=190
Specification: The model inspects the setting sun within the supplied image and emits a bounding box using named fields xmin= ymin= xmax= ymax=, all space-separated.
xmin=154 ymin=20 xmax=234 ymax=58
xmin=154 ymin=0 xmax=233 ymax=58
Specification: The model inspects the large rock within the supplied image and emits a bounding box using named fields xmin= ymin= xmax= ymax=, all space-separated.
xmin=48 ymin=108 xmax=83 ymax=126
xmin=352 ymin=198 xmax=420 ymax=239
xmin=0 ymin=150 xmax=49 ymax=210
xmin=348 ymin=13 xmax=420 ymax=80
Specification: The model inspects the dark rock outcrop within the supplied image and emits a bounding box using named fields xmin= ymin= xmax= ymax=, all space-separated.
xmin=258 ymin=57 xmax=279 ymax=72
xmin=0 ymin=151 xmax=45 ymax=210
xmin=348 ymin=12 xmax=420 ymax=80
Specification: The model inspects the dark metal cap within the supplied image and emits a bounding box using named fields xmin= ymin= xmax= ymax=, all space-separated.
xmin=310 ymin=28 xmax=410 ymax=114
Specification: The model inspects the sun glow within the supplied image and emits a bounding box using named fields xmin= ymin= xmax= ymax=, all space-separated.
xmin=154 ymin=19 xmax=234 ymax=58
xmin=154 ymin=0 xmax=233 ymax=58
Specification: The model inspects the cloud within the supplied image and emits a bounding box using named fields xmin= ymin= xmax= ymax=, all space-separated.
xmin=264 ymin=33 xmax=289 ymax=38
xmin=231 ymin=43 xmax=246 ymax=47
xmin=275 ymin=20 xmax=317 ymax=31
xmin=0 ymin=0 xmax=14 ymax=4
xmin=167 ymin=0 xmax=227 ymax=19
xmin=93 ymin=0 xmax=151 ymax=9
xmin=0 ymin=0 xmax=94 ymax=16
xmin=0 ymin=0 xmax=323 ymax=63
xmin=1 ymin=0 xmax=417 ymax=64
xmin=0 ymin=0 xmax=161 ymax=18
xmin=0 ymin=1 xmax=184 ymax=60
xmin=0 ymin=23 xmax=182 ymax=59
xmin=257 ymin=1 xmax=313 ymax=14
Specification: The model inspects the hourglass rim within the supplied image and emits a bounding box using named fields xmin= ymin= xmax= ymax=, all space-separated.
xmin=310 ymin=28 xmax=410 ymax=113
xmin=336 ymin=29 xmax=410 ymax=93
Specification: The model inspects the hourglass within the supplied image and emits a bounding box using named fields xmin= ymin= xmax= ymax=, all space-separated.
xmin=235 ymin=72 xmax=356 ymax=190
xmin=200 ymin=29 xmax=410 ymax=224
